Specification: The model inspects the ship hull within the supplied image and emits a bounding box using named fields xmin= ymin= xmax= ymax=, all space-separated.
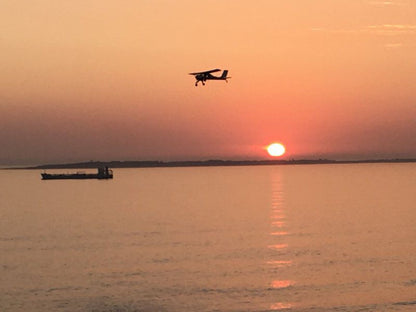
xmin=41 ymin=173 xmax=113 ymax=180
xmin=41 ymin=167 xmax=113 ymax=180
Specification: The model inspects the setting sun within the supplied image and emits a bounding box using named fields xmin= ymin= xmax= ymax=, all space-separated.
xmin=267 ymin=143 xmax=286 ymax=157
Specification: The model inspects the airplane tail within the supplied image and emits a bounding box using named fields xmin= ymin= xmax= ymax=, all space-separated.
xmin=221 ymin=70 xmax=229 ymax=79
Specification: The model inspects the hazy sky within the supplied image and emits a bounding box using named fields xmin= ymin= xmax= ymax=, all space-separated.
xmin=1 ymin=0 xmax=415 ymax=165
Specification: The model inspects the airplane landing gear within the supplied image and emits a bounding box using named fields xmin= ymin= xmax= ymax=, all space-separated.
xmin=195 ymin=80 xmax=206 ymax=86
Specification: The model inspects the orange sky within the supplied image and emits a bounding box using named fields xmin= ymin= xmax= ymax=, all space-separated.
xmin=1 ymin=0 xmax=415 ymax=165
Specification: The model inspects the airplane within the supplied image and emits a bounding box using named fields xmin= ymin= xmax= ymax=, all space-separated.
xmin=189 ymin=69 xmax=230 ymax=86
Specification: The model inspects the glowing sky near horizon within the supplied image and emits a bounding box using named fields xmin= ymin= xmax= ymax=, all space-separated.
xmin=1 ymin=0 xmax=415 ymax=165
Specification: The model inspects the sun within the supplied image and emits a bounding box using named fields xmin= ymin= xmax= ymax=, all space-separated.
xmin=267 ymin=143 xmax=286 ymax=157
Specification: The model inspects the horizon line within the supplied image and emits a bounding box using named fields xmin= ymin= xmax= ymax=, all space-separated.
xmin=6 ymin=157 xmax=416 ymax=170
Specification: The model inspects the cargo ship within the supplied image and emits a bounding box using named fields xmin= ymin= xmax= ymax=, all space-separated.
xmin=41 ymin=167 xmax=113 ymax=180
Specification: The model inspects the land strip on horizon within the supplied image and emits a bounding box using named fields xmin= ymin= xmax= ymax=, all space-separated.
xmin=9 ymin=158 xmax=416 ymax=170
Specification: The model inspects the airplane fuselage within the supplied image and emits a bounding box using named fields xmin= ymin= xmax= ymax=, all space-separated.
xmin=192 ymin=70 xmax=229 ymax=86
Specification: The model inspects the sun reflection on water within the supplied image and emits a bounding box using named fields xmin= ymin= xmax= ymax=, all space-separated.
xmin=271 ymin=214 xmax=286 ymax=220
xmin=267 ymin=260 xmax=292 ymax=267
xmin=270 ymin=302 xmax=294 ymax=310
xmin=270 ymin=231 xmax=289 ymax=236
xmin=267 ymin=243 xmax=288 ymax=250
xmin=271 ymin=279 xmax=295 ymax=289
xmin=271 ymin=221 xmax=285 ymax=227
xmin=267 ymin=168 xmax=294 ymax=310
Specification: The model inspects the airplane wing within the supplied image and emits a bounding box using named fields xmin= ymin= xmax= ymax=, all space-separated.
xmin=189 ymin=69 xmax=221 ymax=75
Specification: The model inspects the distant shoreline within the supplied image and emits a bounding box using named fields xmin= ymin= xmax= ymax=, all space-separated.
xmin=6 ymin=158 xmax=416 ymax=170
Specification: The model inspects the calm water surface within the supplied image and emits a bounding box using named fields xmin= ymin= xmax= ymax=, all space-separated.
xmin=0 ymin=164 xmax=415 ymax=312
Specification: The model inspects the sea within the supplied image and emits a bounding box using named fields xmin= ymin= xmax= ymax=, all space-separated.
xmin=0 ymin=163 xmax=415 ymax=312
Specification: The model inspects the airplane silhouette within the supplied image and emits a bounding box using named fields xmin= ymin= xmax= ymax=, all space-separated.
xmin=189 ymin=69 xmax=230 ymax=86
